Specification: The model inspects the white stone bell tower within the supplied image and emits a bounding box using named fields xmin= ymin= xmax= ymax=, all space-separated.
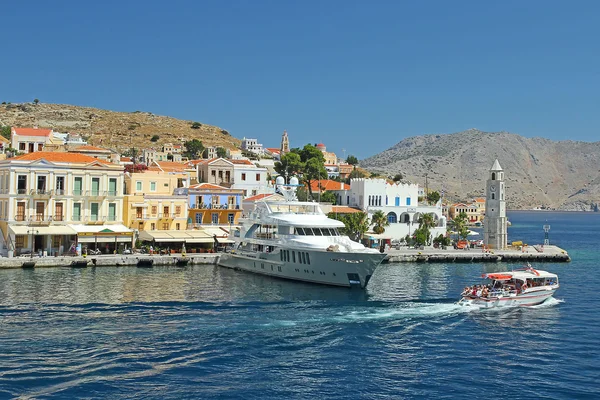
xmin=484 ymin=159 xmax=507 ymax=249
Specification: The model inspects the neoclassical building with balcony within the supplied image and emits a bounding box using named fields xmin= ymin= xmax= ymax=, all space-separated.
xmin=187 ymin=183 xmax=243 ymax=227
xmin=0 ymin=152 xmax=131 ymax=256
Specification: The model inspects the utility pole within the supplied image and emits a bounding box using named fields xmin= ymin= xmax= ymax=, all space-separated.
xmin=424 ymin=173 xmax=429 ymax=205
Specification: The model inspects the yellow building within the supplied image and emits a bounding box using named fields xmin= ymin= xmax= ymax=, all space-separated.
xmin=449 ymin=198 xmax=486 ymax=224
xmin=123 ymin=170 xmax=189 ymax=232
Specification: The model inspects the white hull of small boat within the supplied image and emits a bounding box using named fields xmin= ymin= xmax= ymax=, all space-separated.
xmin=458 ymin=287 xmax=558 ymax=308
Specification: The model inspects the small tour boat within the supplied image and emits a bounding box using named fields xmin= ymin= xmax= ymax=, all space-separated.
xmin=458 ymin=265 xmax=559 ymax=308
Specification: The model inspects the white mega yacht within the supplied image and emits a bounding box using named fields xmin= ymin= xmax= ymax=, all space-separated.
xmin=218 ymin=177 xmax=386 ymax=288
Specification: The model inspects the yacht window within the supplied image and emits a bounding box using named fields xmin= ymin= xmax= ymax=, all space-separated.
xmin=292 ymin=251 xmax=296 ymax=263
xmin=325 ymin=228 xmax=334 ymax=236
xmin=304 ymin=228 xmax=313 ymax=235
xmin=306 ymin=253 xmax=310 ymax=265
xmin=280 ymin=251 xmax=283 ymax=261
xmin=299 ymin=252 xmax=304 ymax=264
xmin=314 ymin=228 xmax=323 ymax=236
xmin=296 ymin=227 xmax=305 ymax=235
xmin=333 ymin=228 xmax=340 ymax=236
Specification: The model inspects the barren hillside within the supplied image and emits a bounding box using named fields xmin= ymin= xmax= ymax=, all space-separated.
xmin=0 ymin=102 xmax=241 ymax=152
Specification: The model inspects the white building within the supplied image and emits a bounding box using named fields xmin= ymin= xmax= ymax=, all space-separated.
xmin=11 ymin=127 xmax=55 ymax=153
xmin=332 ymin=178 xmax=446 ymax=240
xmin=241 ymin=137 xmax=263 ymax=155
xmin=231 ymin=159 xmax=274 ymax=197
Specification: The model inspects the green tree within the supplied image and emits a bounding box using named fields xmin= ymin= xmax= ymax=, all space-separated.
xmin=451 ymin=211 xmax=469 ymax=240
xmin=371 ymin=210 xmax=389 ymax=234
xmin=150 ymin=134 xmax=160 ymax=142
xmin=191 ymin=122 xmax=202 ymax=129
xmin=320 ymin=190 xmax=336 ymax=204
xmin=414 ymin=213 xmax=437 ymax=246
xmin=216 ymin=147 xmax=227 ymax=158
xmin=426 ymin=190 xmax=441 ymax=204
xmin=349 ymin=169 xmax=366 ymax=179
xmin=1 ymin=126 xmax=11 ymax=140
xmin=274 ymin=152 xmax=303 ymax=181
xmin=392 ymin=173 xmax=403 ymax=182
xmin=346 ymin=155 xmax=359 ymax=167
xmin=184 ymin=139 xmax=205 ymax=159
xmin=33 ymin=98 xmax=39 ymax=105
xmin=329 ymin=211 xmax=370 ymax=242
xmin=303 ymin=157 xmax=328 ymax=200
xmin=298 ymin=144 xmax=325 ymax=164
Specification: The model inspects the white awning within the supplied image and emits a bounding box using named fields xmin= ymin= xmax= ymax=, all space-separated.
xmin=78 ymin=236 xmax=132 ymax=243
xmin=138 ymin=230 xmax=214 ymax=244
xmin=216 ymin=237 xmax=235 ymax=244
xmin=10 ymin=225 xmax=77 ymax=236
xmin=202 ymin=227 xmax=230 ymax=237
xmin=69 ymin=224 xmax=133 ymax=234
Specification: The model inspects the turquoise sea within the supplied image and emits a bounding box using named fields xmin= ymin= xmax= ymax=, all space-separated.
xmin=0 ymin=211 xmax=599 ymax=399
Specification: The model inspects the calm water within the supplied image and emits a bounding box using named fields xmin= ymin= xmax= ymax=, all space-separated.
xmin=1 ymin=212 xmax=599 ymax=399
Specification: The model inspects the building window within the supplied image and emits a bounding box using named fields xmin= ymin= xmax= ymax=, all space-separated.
xmin=73 ymin=203 xmax=81 ymax=221
xmin=108 ymin=178 xmax=117 ymax=196
xmin=55 ymin=176 xmax=65 ymax=195
xmin=17 ymin=175 xmax=27 ymax=194
xmin=136 ymin=181 xmax=142 ymax=192
xmin=228 ymin=213 xmax=234 ymax=224
xmin=151 ymin=206 xmax=157 ymax=215
xmin=37 ymin=176 xmax=46 ymax=194
xmin=15 ymin=235 xmax=24 ymax=248
xmin=91 ymin=177 xmax=100 ymax=196
xmin=74 ymin=177 xmax=83 ymax=196
xmin=35 ymin=202 xmax=44 ymax=221
xmin=55 ymin=202 xmax=63 ymax=221
xmin=256 ymin=173 xmax=260 ymax=181
xmin=52 ymin=236 xmax=61 ymax=248
xmin=108 ymin=203 xmax=116 ymax=221
xmin=136 ymin=207 xmax=143 ymax=219
xmin=387 ymin=212 xmax=397 ymax=223
xmin=406 ymin=197 xmax=411 ymax=206
xmin=150 ymin=182 xmax=156 ymax=192
xmin=162 ymin=223 xmax=169 ymax=230
xmin=242 ymin=173 xmax=246 ymax=181
xmin=19 ymin=143 xmax=25 ymax=151
xmin=175 ymin=205 xmax=181 ymax=216
xmin=90 ymin=203 xmax=99 ymax=221
xmin=151 ymin=223 xmax=156 ymax=230
xmin=195 ymin=213 xmax=203 ymax=224
xmin=176 ymin=223 xmax=180 ymax=230
xmin=212 ymin=213 xmax=219 ymax=224
xmin=163 ymin=206 xmax=169 ymax=217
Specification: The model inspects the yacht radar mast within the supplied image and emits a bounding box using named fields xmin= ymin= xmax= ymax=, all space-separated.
xmin=276 ymin=176 xmax=301 ymax=202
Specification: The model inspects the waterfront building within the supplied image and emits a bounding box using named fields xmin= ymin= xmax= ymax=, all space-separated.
xmin=204 ymin=146 xmax=218 ymax=159
xmin=332 ymin=178 xmax=446 ymax=240
xmin=187 ymin=183 xmax=244 ymax=227
xmin=484 ymin=159 xmax=508 ymax=249
xmin=123 ymin=169 xmax=189 ymax=233
xmin=0 ymin=151 xmax=132 ymax=256
xmin=54 ymin=132 xmax=88 ymax=148
xmin=449 ymin=199 xmax=485 ymax=224
xmin=142 ymin=144 xmax=183 ymax=165
xmin=264 ymin=147 xmax=281 ymax=160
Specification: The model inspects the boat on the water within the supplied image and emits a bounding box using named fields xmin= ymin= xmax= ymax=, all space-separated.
xmin=218 ymin=177 xmax=387 ymax=288
xmin=458 ymin=265 xmax=559 ymax=308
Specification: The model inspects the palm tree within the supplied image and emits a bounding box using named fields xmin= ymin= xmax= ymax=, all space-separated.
xmin=371 ymin=210 xmax=389 ymax=234
xmin=416 ymin=213 xmax=437 ymax=246
xmin=343 ymin=212 xmax=370 ymax=242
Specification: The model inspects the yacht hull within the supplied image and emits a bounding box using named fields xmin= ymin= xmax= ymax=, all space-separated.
xmin=218 ymin=250 xmax=386 ymax=288
xmin=458 ymin=288 xmax=557 ymax=308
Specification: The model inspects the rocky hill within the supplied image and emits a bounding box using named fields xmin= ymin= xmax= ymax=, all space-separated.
xmin=0 ymin=102 xmax=241 ymax=152
xmin=360 ymin=129 xmax=600 ymax=211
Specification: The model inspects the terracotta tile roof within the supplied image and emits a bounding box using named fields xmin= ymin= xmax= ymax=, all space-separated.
xmin=331 ymin=206 xmax=362 ymax=214
xmin=120 ymin=157 xmax=132 ymax=162
xmin=10 ymin=151 xmax=112 ymax=164
xmin=309 ymin=179 xmax=350 ymax=191
xmin=230 ymin=159 xmax=253 ymax=165
xmin=12 ymin=127 xmax=53 ymax=137
xmin=71 ymin=145 xmax=111 ymax=152
xmin=473 ymin=197 xmax=486 ymax=203
xmin=189 ymin=183 xmax=229 ymax=190
xmin=266 ymin=148 xmax=280 ymax=153
xmin=195 ymin=158 xmax=219 ymax=165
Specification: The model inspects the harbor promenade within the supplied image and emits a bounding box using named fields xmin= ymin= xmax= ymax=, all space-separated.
xmin=0 ymin=253 xmax=220 ymax=269
xmin=385 ymin=244 xmax=570 ymax=263
xmin=0 ymin=244 xmax=570 ymax=269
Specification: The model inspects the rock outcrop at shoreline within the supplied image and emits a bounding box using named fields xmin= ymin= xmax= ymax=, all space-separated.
xmin=361 ymin=129 xmax=600 ymax=211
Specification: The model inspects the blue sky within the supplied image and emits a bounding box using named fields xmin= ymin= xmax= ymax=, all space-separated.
xmin=2 ymin=0 xmax=599 ymax=159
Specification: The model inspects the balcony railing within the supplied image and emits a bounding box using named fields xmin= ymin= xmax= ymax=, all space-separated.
xmin=73 ymin=190 xmax=84 ymax=196
xmin=15 ymin=214 xmax=27 ymax=222
xmin=107 ymin=215 xmax=117 ymax=222
xmin=52 ymin=214 xmax=65 ymax=222
xmin=72 ymin=215 xmax=82 ymax=221
xmin=107 ymin=190 xmax=118 ymax=196
xmin=55 ymin=189 xmax=65 ymax=196
xmin=17 ymin=189 xmax=28 ymax=195
xmin=158 ymin=213 xmax=173 ymax=219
